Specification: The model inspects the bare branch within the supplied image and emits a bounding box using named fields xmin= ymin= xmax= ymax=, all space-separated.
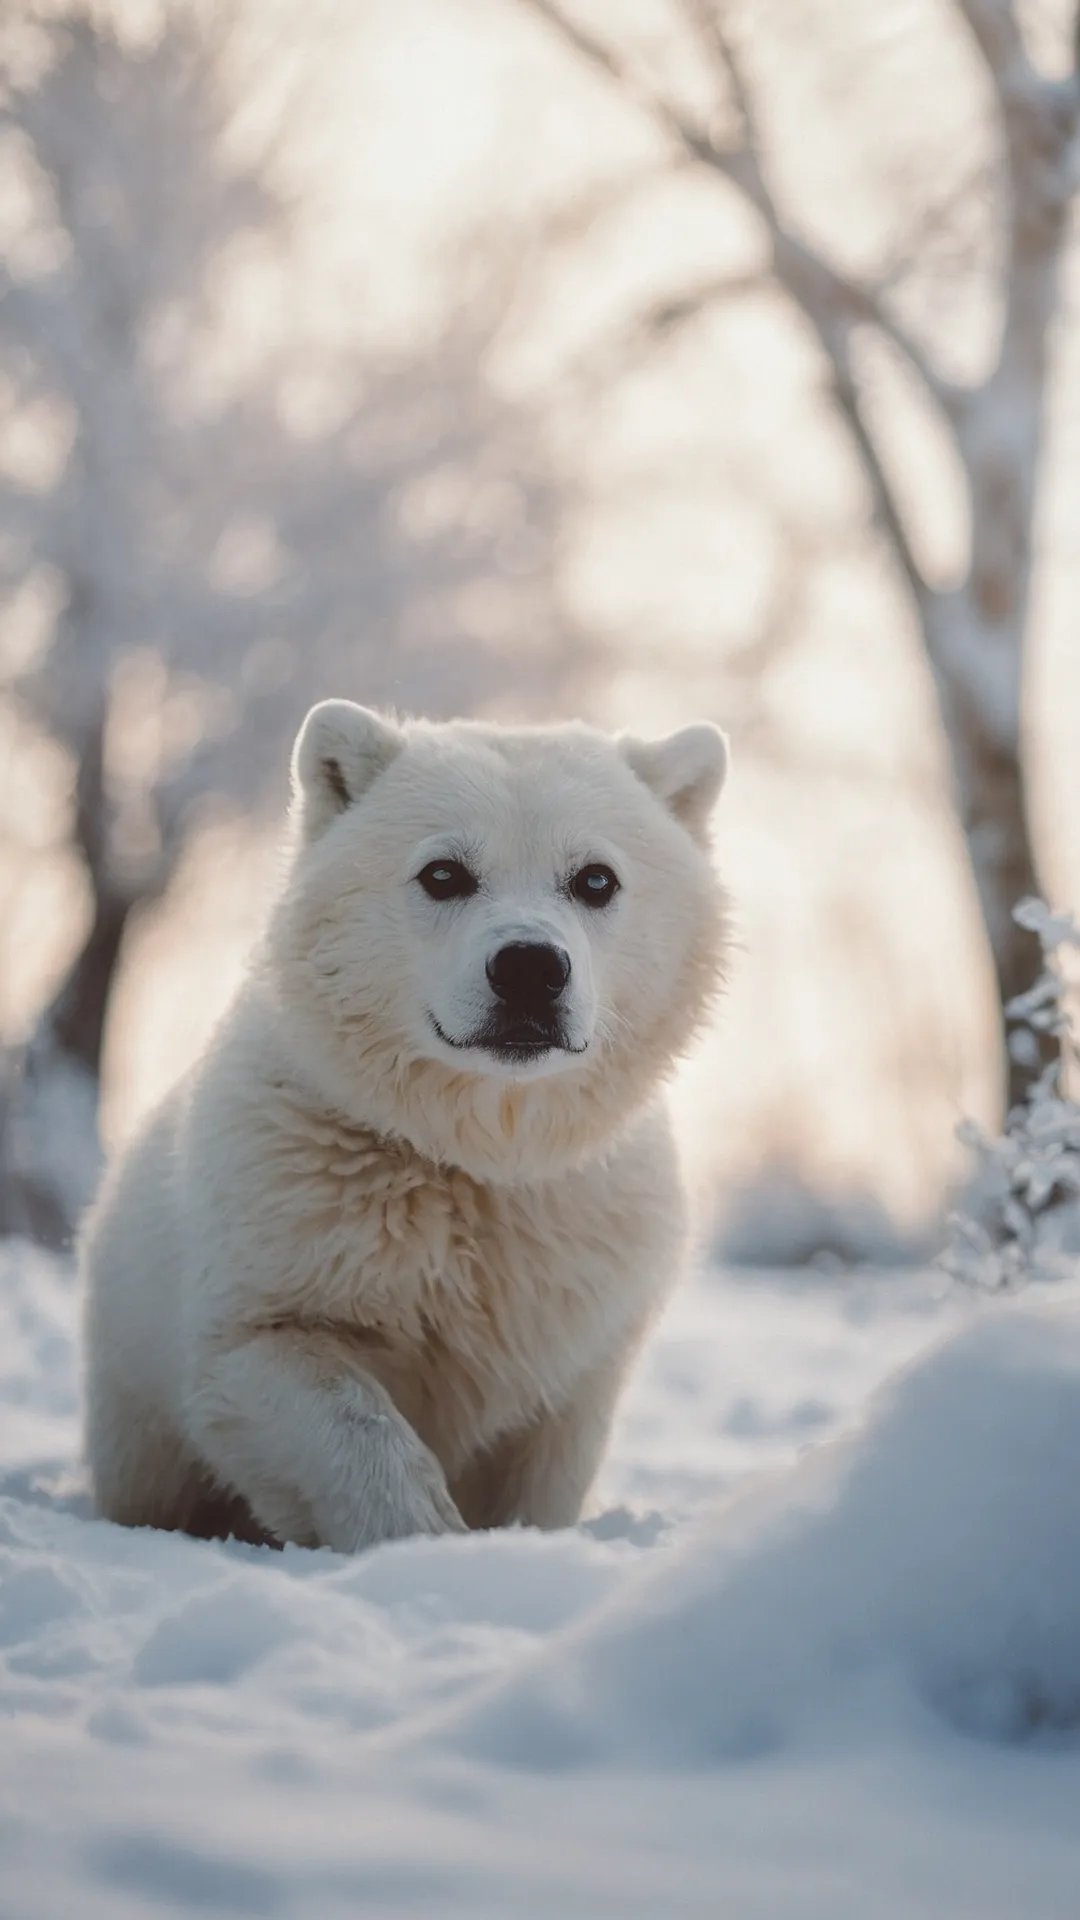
xmin=680 ymin=1 xmax=966 ymax=419
xmin=523 ymin=0 xmax=763 ymax=200
xmin=875 ymin=153 xmax=997 ymax=302
xmin=956 ymin=0 xmax=1030 ymax=86
xmin=644 ymin=268 xmax=772 ymax=335
xmin=743 ymin=231 xmax=962 ymax=425
xmin=764 ymin=236 xmax=934 ymax=613
xmin=523 ymin=0 xmax=961 ymax=578
xmin=523 ymin=0 xmax=693 ymax=150
xmin=825 ymin=343 xmax=931 ymax=619
xmin=955 ymin=0 xmax=1079 ymax=187
xmin=678 ymin=0 xmax=757 ymax=143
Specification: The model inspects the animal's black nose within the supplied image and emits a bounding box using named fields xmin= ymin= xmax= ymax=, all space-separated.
xmin=486 ymin=942 xmax=571 ymax=1009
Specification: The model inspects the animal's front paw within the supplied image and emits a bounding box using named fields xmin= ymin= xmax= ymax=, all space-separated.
xmin=325 ymin=1414 xmax=467 ymax=1551
xmin=399 ymin=1473 xmax=469 ymax=1540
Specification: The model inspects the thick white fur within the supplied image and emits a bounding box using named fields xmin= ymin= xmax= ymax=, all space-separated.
xmin=82 ymin=707 xmax=729 ymax=1549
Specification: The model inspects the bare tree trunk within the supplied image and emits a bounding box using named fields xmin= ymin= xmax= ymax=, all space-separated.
xmin=47 ymin=889 xmax=132 ymax=1078
xmin=0 ymin=707 xmax=133 ymax=1247
xmin=0 ymin=903 xmax=133 ymax=1250
xmin=48 ymin=715 xmax=133 ymax=1078
xmin=939 ymin=134 xmax=1071 ymax=1107
xmin=949 ymin=697 xmax=1051 ymax=1111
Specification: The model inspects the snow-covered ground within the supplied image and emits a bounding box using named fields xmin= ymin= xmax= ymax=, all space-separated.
xmin=3 ymin=1238 xmax=1080 ymax=1918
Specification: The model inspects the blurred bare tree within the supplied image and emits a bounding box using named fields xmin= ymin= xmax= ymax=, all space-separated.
xmin=522 ymin=0 xmax=1080 ymax=1114
xmin=0 ymin=1 xmax=581 ymax=1244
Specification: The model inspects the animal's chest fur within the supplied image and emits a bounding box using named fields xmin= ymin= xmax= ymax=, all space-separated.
xmin=245 ymin=1112 xmax=653 ymax=1475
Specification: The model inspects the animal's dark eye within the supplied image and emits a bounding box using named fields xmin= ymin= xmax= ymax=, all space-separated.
xmin=416 ymin=859 xmax=478 ymax=902
xmin=570 ymin=863 xmax=620 ymax=908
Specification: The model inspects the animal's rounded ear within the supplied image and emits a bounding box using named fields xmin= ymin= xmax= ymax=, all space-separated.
xmin=291 ymin=701 xmax=403 ymax=840
xmin=619 ymin=722 xmax=728 ymax=842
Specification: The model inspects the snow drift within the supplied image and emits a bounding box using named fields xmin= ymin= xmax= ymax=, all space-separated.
xmin=4 ymin=1237 xmax=1080 ymax=1918
xmin=444 ymin=1306 xmax=1080 ymax=1767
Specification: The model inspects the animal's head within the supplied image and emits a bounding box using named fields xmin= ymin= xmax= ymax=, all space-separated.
xmin=266 ymin=702 xmax=730 ymax=1181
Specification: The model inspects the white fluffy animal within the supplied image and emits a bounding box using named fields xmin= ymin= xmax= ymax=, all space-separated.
xmin=82 ymin=704 xmax=729 ymax=1550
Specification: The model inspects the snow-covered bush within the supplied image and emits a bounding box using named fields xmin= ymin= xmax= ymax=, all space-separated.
xmin=943 ymin=899 xmax=1080 ymax=1292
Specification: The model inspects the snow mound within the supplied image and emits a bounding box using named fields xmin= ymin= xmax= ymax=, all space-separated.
xmin=444 ymin=1306 xmax=1080 ymax=1767
xmin=6 ymin=1234 xmax=1080 ymax=1916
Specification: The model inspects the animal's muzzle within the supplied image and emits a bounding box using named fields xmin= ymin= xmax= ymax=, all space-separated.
xmin=486 ymin=942 xmax=571 ymax=1016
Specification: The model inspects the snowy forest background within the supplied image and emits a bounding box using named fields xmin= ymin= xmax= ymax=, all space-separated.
xmin=2 ymin=0 xmax=1080 ymax=1256
xmin=5 ymin=8 xmax=1080 ymax=1915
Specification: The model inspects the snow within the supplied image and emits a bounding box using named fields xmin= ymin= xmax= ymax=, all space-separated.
xmin=3 ymin=1237 xmax=1080 ymax=1917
